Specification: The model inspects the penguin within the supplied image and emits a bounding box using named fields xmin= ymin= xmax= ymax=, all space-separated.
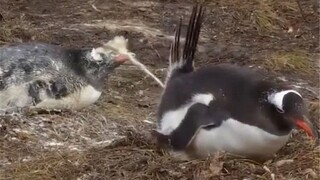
xmin=154 ymin=4 xmax=319 ymax=160
xmin=0 ymin=36 xmax=130 ymax=112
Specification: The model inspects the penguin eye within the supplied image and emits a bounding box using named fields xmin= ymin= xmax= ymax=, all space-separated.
xmin=276 ymin=107 xmax=284 ymax=113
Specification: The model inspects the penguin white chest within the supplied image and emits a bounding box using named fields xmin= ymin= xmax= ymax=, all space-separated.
xmin=76 ymin=85 xmax=102 ymax=107
xmin=36 ymin=85 xmax=102 ymax=110
xmin=192 ymin=118 xmax=291 ymax=157
xmin=0 ymin=84 xmax=32 ymax=109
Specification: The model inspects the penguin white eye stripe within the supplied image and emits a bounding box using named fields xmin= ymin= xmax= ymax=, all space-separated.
xmin=268 ymin=90 xmax=302 ymax=110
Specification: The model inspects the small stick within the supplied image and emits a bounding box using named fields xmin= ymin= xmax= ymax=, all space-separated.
xmin=295 ymin=0 xmax=306 ymax=22
xmin=263 ymin=165 xmax=275 ymax=180
xmin=103 ymin=36 xmax=165 ymax=88
xmin=91 ymin=4 xmax=101 ymax=12
xmin=148 ymin=42 xmax=162 ymax=61
xmin=127 ymin=54 xmax=164 ymax=88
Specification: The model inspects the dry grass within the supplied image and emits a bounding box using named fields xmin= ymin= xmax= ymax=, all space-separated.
xmin=265 ymin=50 xmax=314 ymax=73
xmin=309 ymin=100 xmax=320 ymax=119
xmin=0 ymin=109 xmax=124 ymax=180
xmin=0 ymin=14 xmax=49 ymax=45
xmin=214 ymin=0 xmax=302 ymax=32
xmin=1 ymin=151 xmax=84 ymax=180
xmin=251 ymin=0 xmax=288 ymax=31
xmin=212 ymin=0 xmax=316 ymax=34
xmin=1 ymin=124 xmax=319 ymax=180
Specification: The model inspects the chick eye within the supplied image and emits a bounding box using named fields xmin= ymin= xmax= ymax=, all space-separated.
xmin=276 ymin=107 xmax=284 ymax=113
xmin=128 ymin=52 xmax=136 ymax=57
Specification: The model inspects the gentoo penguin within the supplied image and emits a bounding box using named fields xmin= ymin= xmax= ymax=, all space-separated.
xmin=0 ymin=36 xmax=130 ymax=112
xmin=155 ymin=4 xmax=319 ymax=160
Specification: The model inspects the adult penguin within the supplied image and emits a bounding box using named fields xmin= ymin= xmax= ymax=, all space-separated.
xmin=155 ymin=4 xmax=318 ymax=160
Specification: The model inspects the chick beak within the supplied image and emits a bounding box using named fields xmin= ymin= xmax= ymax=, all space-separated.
xmin=295 ymin=116 xmax=319 ymax=139
xmin=113 ymin=54 xmax=129 ymax=64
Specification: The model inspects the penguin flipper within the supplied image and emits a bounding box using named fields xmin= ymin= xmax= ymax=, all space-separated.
xmin=170 ymin=100 xmax=230 ymax=150
xmin=169 ymin=103 xmax=216 ymax=150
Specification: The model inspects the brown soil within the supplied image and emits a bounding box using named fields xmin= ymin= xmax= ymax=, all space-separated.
xmin=0 ymin=0 xmax=319 ymax=179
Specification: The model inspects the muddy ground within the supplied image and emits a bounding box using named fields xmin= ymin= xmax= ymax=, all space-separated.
xmin=0 ymin=0 xmax=319 ymax=179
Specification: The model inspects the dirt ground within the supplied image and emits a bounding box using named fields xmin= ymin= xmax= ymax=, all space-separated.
xmin=0 ymin=0 xmax=319 ymax=179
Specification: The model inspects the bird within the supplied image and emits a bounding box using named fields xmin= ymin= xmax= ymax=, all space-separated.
xmin=0 ymin=36 xmax=130 ymax=112
xmin=154 ymin=4 xmax=319 ymax=160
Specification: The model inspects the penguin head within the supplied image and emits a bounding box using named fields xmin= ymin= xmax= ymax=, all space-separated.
xmin=268 ymin=90 xmax=319 ymax=139
xmin=85 ymin=36 xmax=132 ymax=80
xmin=89 ymin=36 xmax=130 ymax=69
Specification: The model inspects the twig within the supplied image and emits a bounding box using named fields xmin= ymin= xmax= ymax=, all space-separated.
xmin=263 ymin=165 xmax=275 ymax=180
xmin=91 ymin=4 xmax=101 ymax=12
xmin=149 ymin=42 xmax=162 ymax=61
xmin=295 ymin=0 xmax=306 ymax=22
xmin=143 ymin=120 xmax=154 ymax=124
xmin=25 ymin=13 xmax=51 ymax=17
xmin=104 ymin=36 xmax=165 ymax=88
xmin=295 ymin=0 xmax=319 ymax=37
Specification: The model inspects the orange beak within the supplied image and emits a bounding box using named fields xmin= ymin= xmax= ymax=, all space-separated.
xmin=114 ymin=54 xmax=129 ymax=64
xmin=295 ymin=117 xmax=319 ymax=139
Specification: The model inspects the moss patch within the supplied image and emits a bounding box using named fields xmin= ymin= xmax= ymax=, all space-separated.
xmin=265 ymin=50 xmax=314 ymax=73
xmin=0 ymin=15 xmax=49 ymax=45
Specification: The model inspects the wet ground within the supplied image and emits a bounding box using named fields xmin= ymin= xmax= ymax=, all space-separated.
xmin=0 ymin=0 xmax=319 ymax=179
